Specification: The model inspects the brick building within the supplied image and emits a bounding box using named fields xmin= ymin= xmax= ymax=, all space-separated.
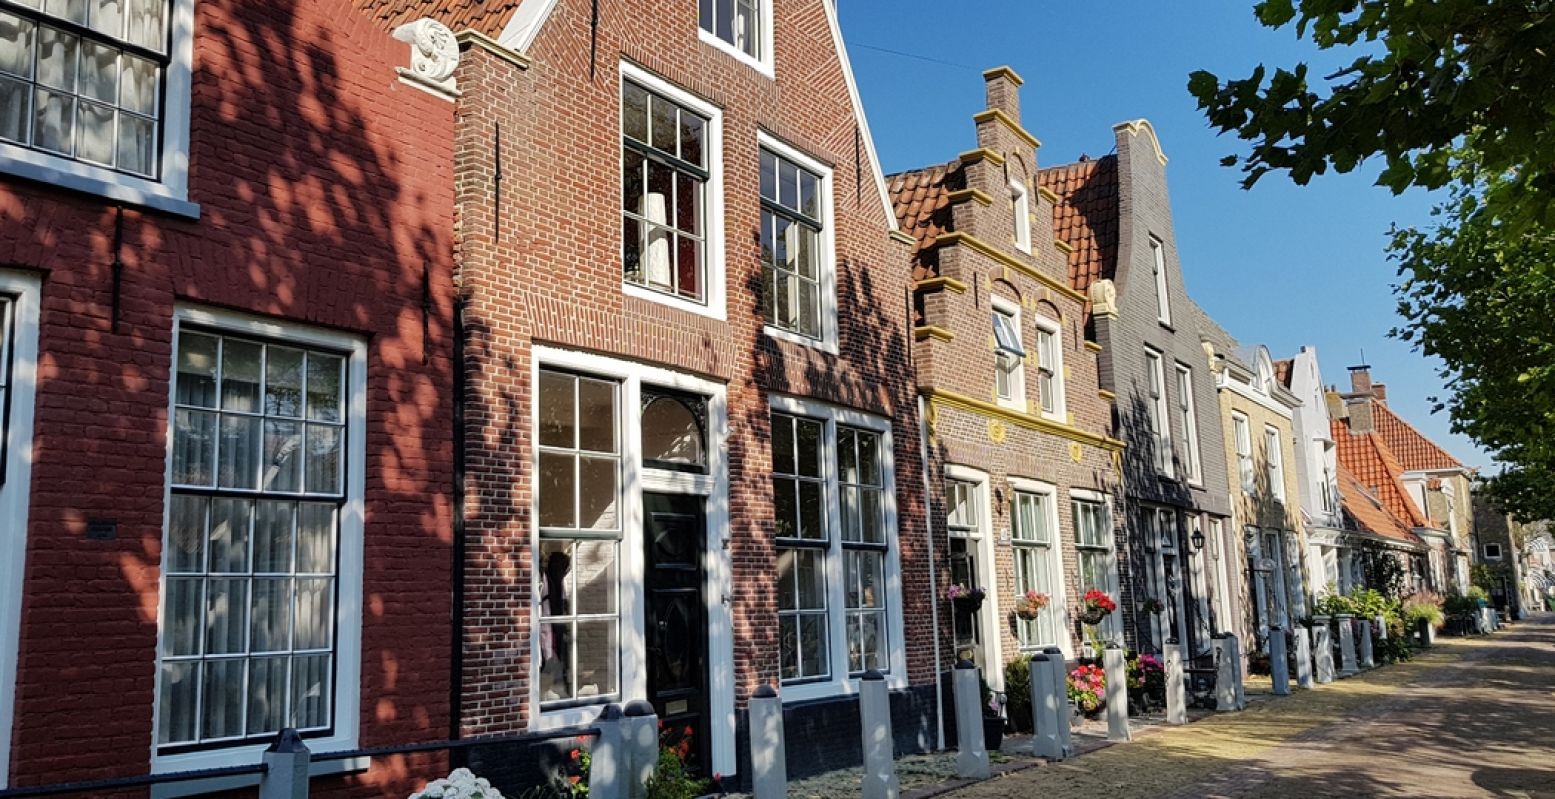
xmin=1040 ymin=122 xmax=1234 ymax=659
xmin=0 ymin=0 xmax=456 ymax=794
xmin=887 ymin=67 xmax=1126 ymax=690
xmin=356 ymin=0 xmax=935 ymax=785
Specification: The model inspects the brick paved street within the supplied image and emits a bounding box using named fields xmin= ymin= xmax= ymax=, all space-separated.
xmin=942 ymin=614 xmax=1555 ymax=798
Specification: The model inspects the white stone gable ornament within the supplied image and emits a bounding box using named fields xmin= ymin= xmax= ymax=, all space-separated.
xmin=1089 ymin=278 xmax=1118 ymax=319
xmin=394 ymin=18 xmax=460 ymax=100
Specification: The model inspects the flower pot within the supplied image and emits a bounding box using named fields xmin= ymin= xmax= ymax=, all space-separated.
xmin=954 ymin=594 xmax=985 ymax=614
xmin=1015 ymin=608 xmax=1042 ymax=621
xmin=982 ymin=716 xmax=1005 ymax=752
xmin=1079 ymin=608 xmax=1109 ymax=626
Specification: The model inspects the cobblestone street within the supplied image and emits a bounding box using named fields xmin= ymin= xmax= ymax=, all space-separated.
xmin=942 ymin=615 xmax=1555 ymax=798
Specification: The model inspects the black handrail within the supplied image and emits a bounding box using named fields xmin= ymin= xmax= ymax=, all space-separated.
xmin=0 ymin=763 xmax=267 ymax=798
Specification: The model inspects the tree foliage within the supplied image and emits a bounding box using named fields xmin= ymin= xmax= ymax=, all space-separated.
xmin=1192 ymin=2 xmax=1555 ymax=520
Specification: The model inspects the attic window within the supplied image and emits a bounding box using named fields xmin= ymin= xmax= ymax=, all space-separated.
xmin=1483 ymin=543 xmax=1502 ymax=560
xmin=699 ymin=0 xmax=770 ymax=72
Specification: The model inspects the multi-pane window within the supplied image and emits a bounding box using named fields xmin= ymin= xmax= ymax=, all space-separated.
xmin=0 ymin=0 xmax=167 ymax=177
xmin=760 ymin=149 xmax=824 ymax=339
xmin=160 ymin=330 xmax=347 ymax=749
xmin=1010 ymin=179 xmax=1031 ymax=253
xmin=536 ymin=369 xmax=621 ymax=708
xmin=1233 ymin=413 xmax=1254 ymax=492
xmin=1174 ymin=364 xmax=1200 ymax=481
xmin=773 ymin=412 xmax=828 ymax=681
xmin=1035 ymin=320 xmax=1061 ymax=417
xmin=1145 ymin=349 xmax=1172 ymax=476
xmin=992 ymin=303 xmax=1024 ymax=405
xmin=1012 ymin=490 xmax=1057 ymax=649
xmin=698 ymin=0 xmax=762 ymax=62
xmin=1149 ymin=237 xmax=1170 ymax=325
xmin=0 ymin=295 xmax=12 ymax=485
xmin=622 ymin=80 xmax=708 ymax=303
xmin=1073 ymin=496 xmax=1118 ymax=640
xmin=1264 ymin=426 xmax=1284 ymax=501
xmin=839 ymin=426 xmax=885 ymax=674
xmin=1319 ymin=457 xmax=1336 ymax=513
xmin=946 ymin=479 xmax=983 ymax=667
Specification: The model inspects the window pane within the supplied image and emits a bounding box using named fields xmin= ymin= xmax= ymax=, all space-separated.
xmin=262 ymin=419 xmax=302 ymax=492
xmin=538 ymin=451 xmax=576 ymax=529
xmin=577 ymin=455 xmax=618 ymax=530
xmin=0 ymin=77 xmax=27 ymax=143
xmin=679 ymin=112 xmax=704 ymax=168
xmin=157 ymin=661 xmax=197 ymax=744
xmin=265 ymin=347 xmax=304 ymax=418
xmin=540 ymin=620 xmax=573 ymax=702
xmin=293 ymin=577 xmax=334 ymax=650
xmin=32 ymin=87 xmax=72 ymax=154
xmin=538 ymin=370 xmax=576 ymax=448
xmin=166 ymin=495 xmax=206 ymax=572
xmin=116 ymin=111 xmax=154 ymax=176
xmin=78 ymin=38 xmax=115 ymax=101
xmin=126 ymin=0 xmax=166 ymax=51
xmin=296 ymin=503 xmax=335 ymax=574
xmin=622 ymin=81 xmax=648 ymax=143
xmin=795 ymin=549 xmax=824 ymax=608
xmin=847 ymin=550 xmax=883 ymax=608
xmin=771 ymin=414 xmax=794 ymax=472
xmin=795 ymin=418 xmax=821 ymax=477
xmin=577 ymin=378 xmax=616 ymax=453
xmin=89 ymin=0 xmax=122 ymax=38
xmin=177 ymin=332 xmax=219 ymax=407
xmin=773 ymin=478 xmax=797 ymax=539
xmin=250 ymin=578 xmax=292 ymax=653
xmin=246 ymin=656 xmax=288 ymax=735
xmin=204 ymin=578 xmax=248 ymax=655
xmin=778 ymin=615 xmax=797 ymax=680
xmin=75 ymin=100 xmax=113 ymax=163
xmin=218 ymin=414 xmax=260 ymax=489
xmin=201 ymin=658 xmax=245 ymax=740
xmin=859 ymin=489 xmax=881 ymax=544
xmin=0 ymin=14 xmax=36 ymax=80
xmin=799 ymin=614 xmax=827 ymax=678
xmin=539 ymin=539 xmax=573 ymax=617
xmin=306 ymin=353 xmax=343 ymax=423
xmin=207 ymin=498 xmax=251 ymax=573
xmin=252 ymin=500 xmax=293 ymax=573
xmin=574 ymin=619 xmax=617 ymax=698
xmin=162 ymin=577 xmax=201 ymax=656
xmin=798 ymin=479 xmax=823 ymax=540
xmin=45 ymin=0 xmax=88 ymax=25
xmin=800 ymin=170 xmax=818 ymax=219
xmin=777 ymin=548 xmax=797 ymax=610
xmin=676 ymin=235 xmax=700 ymax=300
xmin=650 ymin=95 xmax=676 ymax=154
xmin=303 ymin=424 xmax=341 ymax=495
xmin=290 ymin=653 xmax=331 ymax=729
xmin=219 ymin=339 xmax=262 ymax=412
xmin=778 ymin=159 xmax=798 ymax=209
xmin=760 ymin=150 xmax=776 ymax=203
xmin=36 ymin=27 xmax=75 ymax=91
xmin=574 ymin=540 xmax=616 ymax=615
xmin=119 ymin=54 xmax=156 ymax=114
xmin=840 ymin=485 xmax=859 ymax=542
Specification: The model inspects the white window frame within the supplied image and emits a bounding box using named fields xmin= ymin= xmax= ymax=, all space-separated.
xmin=697 ymin=0 xmax=775 ymax=78
xmin=151 ymin=305 xmax=367 ymax=776
xmin=945 ymin=464 xmax=1001 ymax=689
xmin=528 ymin=346 xmax=735 ymax=775
xmin=1174 ymin=363 xmax=1201 ymax=483
xmin=0 ymin=269 xmax=40 ymax=791
xmin=1483 ymin=543 xmax=1503 ymax=561
xmin=1265 ymin=425 xmax=1285 ymax=502
xmin=772 ymin=395 xmax=904 ymax=703
xmin=1033 ymin=314 xmax=1065 ymax=422
xmin=1071 ymin=488 xmax=1121 ymax=646
xmin=1149 ymin=236 xmax=1171 ymax=326
xmin=991 ymin=295 xmax=1024 ymax=411
xmin=757 ymin=131 xmax=837 ymax=354
xmin=0 ymin=0 xmax=197 ymax=217
xmin=1210 ymin=517 xmax=1233 ymax=633
xmin=1145 ymin=348 xmax=1173 ymax=477
xmin=1233 ymin=412 xmax=1254 ymax=493
xmin=1010 ymin=178 xmax=1031 ymax=253
xmin=1008 ymin=476 xmax=1067 ymax=656
xmin=619 ymin=62 xmax=726 ymax=321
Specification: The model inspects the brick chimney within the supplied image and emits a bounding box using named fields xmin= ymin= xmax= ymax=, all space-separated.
xmin=1346 ymin=398 xmax=1375 ymax=434
xmin=1348 ymin=364 xmax=1373 ymax=396
xmin=1325 ymin=389 xmax=1347 ymax=419
xmin=1373 ymin=382 xmax=1388 ymax=404
xmin=982 ymin=65 xmax=1022 ymax=122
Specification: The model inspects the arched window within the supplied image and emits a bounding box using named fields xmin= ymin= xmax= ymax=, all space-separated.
xmin=641 ymin=390 xmax=707 ymax=472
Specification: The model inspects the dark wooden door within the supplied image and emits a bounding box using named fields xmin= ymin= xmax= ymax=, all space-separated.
xmin=643 ymin=491 xmax=709 ymax=773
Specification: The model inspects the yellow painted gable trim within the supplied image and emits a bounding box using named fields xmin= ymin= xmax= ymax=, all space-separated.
xmin=924 ymin=388 xmax=1125 ymax=451
xmin=981 ymin=65 xmax=1024 ymax=86
xmin=914 ymin=326 xmax=954 ymax=342
xmin=1098 ymin=388 xmax=1117 ymax=401
xmin=456 ymin=29 xmax=531 ymax=69
xmin=1037 ymin=186 xmax=1060 ymax=204
xmin=932 ymin=232 xmax=1088 ymax=303
xmin=959 ymin=148 xmax=1006 ymax=167
xmin=948 ymin=188 xmax=994 ymax=206
xmin=915 ymin=276 xmax=969 ymax=294
xmin=889 ymin=230 xmax=917 ymax=246
xmin=973 ymin=109 xmax=1042 ymax=149
xmin=1084 ymin=340 xmax=1103 ymax=353
xmin=1054 ymin=239 xmax=1075 ymax=254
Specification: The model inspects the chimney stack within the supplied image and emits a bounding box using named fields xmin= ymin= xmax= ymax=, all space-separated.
xmin=1325 ymin=389 xmax=1347 ymax=420
xmin=982 ymin=65 xmax=1023 ymax=123
xmin=1373 ymin=382 xmax=1388 ymax=404
xmin=1348 ymin=364 xmax=1373 ymax=396
xmin=1346 ymin=398 xmax=1375 ymax=434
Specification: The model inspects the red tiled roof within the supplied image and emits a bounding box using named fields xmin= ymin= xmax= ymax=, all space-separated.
xmin=1332 ymin=418 xmax=1430 ymax=528
xmin=886 ymin=161 xmax=962 ymax=281
xmin=1274 ymin=358 xmax=1294 ymax=389
xmin=351 ymin=0 xmax=524 ymax=36
xmin=1336 ymin=462 xmax=1424 ymax=545
xmin=1372 ymin=401 xmax=1465 ymax=472
xmin=1038 ymin=156 xmax=1118 ymax=294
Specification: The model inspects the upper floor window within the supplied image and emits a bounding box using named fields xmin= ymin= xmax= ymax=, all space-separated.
xmin=1010 ymin=178 xmax=1031 ymax=253
xmin=1145 ymin=348 xmax=1172 ymax=477
xmin=698 ymin=0 xmax=770 ymax=72
xmin=1483 ymin=542 xmax=1502 ymax=560
xmin=622 ymin=78 xmax=710 ymax=305
xmin=0 ymin=294 xmax=12 ymax=485
xmin=1174 ymin=364 xmax=1201 ymax=482
xmin=1149 ymin=237 xmax=1170 ymax=326
xmin=0 ymin=0 xmax=193 ymax=215
xmin=991 ymin=297 xmax=1024 ymax=409
xmin=1319 ymin=459 xmax=1337 ymax=513
xmin=1233 ymin=413 xmax=1253 ymax=492
xmin=1264 ymin=425 xmax=1285 ymax=502
xmin=1034 ymin=316 xmax=1064 ymax=420
xmin=760 ymin=139 xmax=834 ymax=347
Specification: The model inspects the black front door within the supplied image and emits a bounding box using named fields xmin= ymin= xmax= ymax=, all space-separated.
xmin=643 ymin=492 xmax=709 ymax=773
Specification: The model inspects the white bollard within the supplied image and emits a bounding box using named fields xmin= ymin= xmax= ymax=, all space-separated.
xmin=1313 ymin=617 xmax=1335 ymax=684
xmin=1028 ymin=654 xmax=1062 ymax=760
xmin=1164 ymin=642 xmax=1187 ymax=725
xmin=1268 ymin=627 xmax=1290 ymax=696
xmin=1418 ymin=616 xmax=1435 ymax=646
xmin=1294 ymin=626 xmax=1314 ymax=689
xmin=588 ymin=705 xmax=625 ymax=799
xmin=749 ymin=686 xmax=787 ymax=799
xmin=1374 ymin=614 xmax=1388 ymax=641
xmin=1228 ymin=634 xmax=1246 ymax=709
xmin=1103 ymin=644 xmax=1130 ymax=742
xmin=1213 ymin=635 xmax=1238 ymax=711
xmin=1359 ymin=619 xmax=1375 ymax=669
xmin=623 ymin=701 xmax=659 ymax=799
xmin=259 ymin=728 xmax=311 ymax=799
xmin=1043 ymin=647 xmax=1073 ymax=756
xmin=1337 ymin=614 xmax=1359 ymax=675
xmin=859 ymin=670 xmax=900 ymax=799
xmin=951 ymin=661 xmax=990 ymax=780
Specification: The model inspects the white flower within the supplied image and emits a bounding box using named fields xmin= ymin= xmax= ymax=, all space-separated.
xmin=411 ymin=769 xmax=504 ymax=799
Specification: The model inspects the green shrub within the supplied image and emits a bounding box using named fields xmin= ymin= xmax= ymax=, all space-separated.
xmin=1466 ymin=585 xmax=1491 ymax=604
xmin=1312 ymin=593 xmax=1356 ymax=617
xmin=643 ymin=746 xmax=709 ymax=799
xmin=1443 ymin=593 xmax=1480 ymax=615
xmin=1401 ymin=591 xmax=1446 ymax=628
xmin=1345 ymin=588 xmax=1393 ymax=621
xmin=1003 ymin=656 xmax=1034 ymax=733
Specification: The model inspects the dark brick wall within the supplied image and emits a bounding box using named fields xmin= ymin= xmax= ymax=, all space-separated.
xmin=729 ymin=685 xmax=938 ymax=790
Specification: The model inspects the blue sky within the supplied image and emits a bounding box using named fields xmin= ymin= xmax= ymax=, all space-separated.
xmin=838 ymin=1 xmax=1490 ymax=468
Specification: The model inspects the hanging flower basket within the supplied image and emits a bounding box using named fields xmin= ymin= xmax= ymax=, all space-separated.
xmin=946 ymin=583 xmax=987 ymax=612
xmin=1079 ymin=589 xmax=1117 ymax=626
xmin=1013 ymin=590 xmax=1050 ymax=620
xmin=1078 ymin=607 xmax=1109 ymax=626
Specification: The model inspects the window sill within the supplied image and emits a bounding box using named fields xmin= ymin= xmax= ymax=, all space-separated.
xmin=623 ymin=281 xmax=725 ymax=321
xmin=531 ymin=702 xmax=613 ymax=733
xmin=763 ymin=324 xmax=837 ymax=356
xmin=150 ymin=732 xmax=363 ymax=798
xmin=780 ymin=671 xmax=905 ymax=704
xmin=0 ymin=148 xmax=198 ymax=219
xmin=697 ymin=28 xmax=774 ymax=79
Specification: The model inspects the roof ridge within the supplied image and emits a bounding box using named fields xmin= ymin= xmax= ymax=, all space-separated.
xmin=1364 ymin=430 xmax=1430 ymax=527
xmin=1371 ymin=401 xmax=1465 ymax=471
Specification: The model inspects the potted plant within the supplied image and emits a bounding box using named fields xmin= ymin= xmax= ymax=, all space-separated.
xmin=1079 ymin=589 xmax=1117 ymax=626
xmin=1012 ymin=590 xmax=1050 ymax=621
xmin=947 ymin=583 xmax=987 ymax=613
xmin=982 ymin=682 xmax=1006 ymax=752
xmin=1067 ymin=663 xmax=1106 ymax=718
xmin=1140 ymin=597 xmax=1165 ymax=615
xmin=1125 ymin=652 xmax=1164 ymax=714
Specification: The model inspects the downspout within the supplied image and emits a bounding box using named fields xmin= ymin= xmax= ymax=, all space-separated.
xmin=917 ymin=394 xmax=945 ymax=751
xmin=449 ymin=295 xmax=468 ymax=753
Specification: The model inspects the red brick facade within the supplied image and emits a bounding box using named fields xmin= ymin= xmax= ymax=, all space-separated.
xmin=0 ymin=0 xmax=455 ymax=793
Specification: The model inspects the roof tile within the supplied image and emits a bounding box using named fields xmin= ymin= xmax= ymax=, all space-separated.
xmin=1371 ymin=402 xmax=1465 ymax=472
xmin=1332 ymin=418 xmax=1431 ymax=529
xmin=886 ymin=160 xmax=963 ymax=281
xmin=351 ymin=0 xmax=523 ymax=37
xmin=1037 ymin=156 xmax=1118 ymax=294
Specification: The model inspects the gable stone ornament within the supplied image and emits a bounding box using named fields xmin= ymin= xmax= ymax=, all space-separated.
xmin=393 ymin=18 xmax=460 ymax=100
xmin=1089 ymin=279 xmax=1118 ymax=319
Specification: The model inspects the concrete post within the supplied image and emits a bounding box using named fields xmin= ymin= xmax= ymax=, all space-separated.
xmin=259 ymin=728 xmax=311 ymax=799
xmin=859 ymin=670 xmax=900 ymax=798
xmin=1164 ymin=641 xmax=1187 ymax=725
xmin=588 ymin=705 xmax=625 ymax=799
xmin=749 ymin=686 xmax=786 ymax=799
xmin=1027 ymin=654 xmax=1062 ymax=760
xmin=950 ymin=661 xmax=989 ymax=780
xmin=1043 ymin=647 xmax=1073 ymax=756
xmin=1294 ymin=626 xmax=1314 ymax=689
xmin=1374 ymin=614 xmax=1388 ymax=641
xmin=623 ymin=701 xmax=659 ymax=799
xmin=1103 ymin=644 xmax=1130 ymax=742
xmin=1268 ymin=627 xmax=1290 ymax=696
xmin=1359 ymin=619 xmax=1375 ymax=669
xmin=1212 ymin=636 xmax=1237 ymax=711
xmin=1337 ymin=614 xmax=1359 ymax=675
xmin=1228 ymin=634 xmax=1246 ymax=709
xmin=1417 ymin=616 xmax=1435 ymax=646
xmin=1313 ymin=617 xmax=1335 ymax=683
